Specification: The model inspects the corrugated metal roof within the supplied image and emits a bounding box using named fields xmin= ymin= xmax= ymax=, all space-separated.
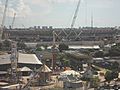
xmin=0 ymin=54 xmax=10 ymax=64
xmin=18 ymin=53 xmax=42 ymax=64
xmin=0 ymin=53 xmax=42 ymax=65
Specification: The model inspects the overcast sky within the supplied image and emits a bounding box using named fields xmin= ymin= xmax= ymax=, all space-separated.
xmin=0 ymin=0 xmax=120 ymax=28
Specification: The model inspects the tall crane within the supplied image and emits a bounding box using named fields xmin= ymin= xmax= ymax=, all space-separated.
xmin=11 ymin=13 xmax=16 ymax=29
xmin=71 ymin=0 xmax=81 ymax=29
xmin=66 ymin=0 xmax=81 ymax=39
xmin=0 ymin=0 xmax=8 ymax=41
xmin=0 ymin=0 xmax=18 ymax=83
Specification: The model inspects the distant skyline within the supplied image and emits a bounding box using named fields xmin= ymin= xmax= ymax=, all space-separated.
xmin=0 ymin=0 xmax=120 ymax=28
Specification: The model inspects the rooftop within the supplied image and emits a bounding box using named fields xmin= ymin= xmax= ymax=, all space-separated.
xmin=0 ymin=53 xmax=42 ymax=65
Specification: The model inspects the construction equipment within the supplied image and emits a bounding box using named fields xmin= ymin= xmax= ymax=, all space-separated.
xmin=53 ymin=0 xmax=82 ymax=41
xmin=0 ymin=0 xmax=8 ymax=41
xmin=71 ymin=0 xmax=81 ymax=29
xmin=11 ymin=13 xmax=16 ymax=29
xmin=0 ymin=0 xmax=18 ymax=83
xmin=67 ymin=0 xmax=82 ymax=40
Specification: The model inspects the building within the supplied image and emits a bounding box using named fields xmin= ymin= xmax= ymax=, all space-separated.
xmin=0 ymin=53 xmax=42 ymax=71
xmin=2 ymin=27 xmax=119 ymax=45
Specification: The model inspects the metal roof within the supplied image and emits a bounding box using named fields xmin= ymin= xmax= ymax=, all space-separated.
xmin=38 ymin=64 xmax=51 ymax=72
xmin=0 ymin=53 xmax=42 ymax=65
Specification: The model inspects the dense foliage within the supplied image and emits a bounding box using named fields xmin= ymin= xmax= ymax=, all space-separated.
xmin=105 ymin=71 xmax=118 ymax=83
xmin=58 ymin=43 xmax=69 ymax=52
xmin=108 ymin=43 xmax=120 ymax=56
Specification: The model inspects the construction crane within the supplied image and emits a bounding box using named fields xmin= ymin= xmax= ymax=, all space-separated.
xmin=11 ymin=13 xmax=16 ymax=29
xmin=66 ymin=0 xmax=81 ymax=39
xmin=0 ymin=0 xmax=8 ymax=41
xmin=0 ymin=0 xmax=19 ymax=83
xmin=53 ymin=0 xmax=82 ymax=41
xmin=71 ymin=0 xmax=81 ymax=29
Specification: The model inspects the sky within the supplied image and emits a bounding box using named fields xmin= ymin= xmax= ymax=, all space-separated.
xmin=0 ymin=0 xmax=120 ymax=28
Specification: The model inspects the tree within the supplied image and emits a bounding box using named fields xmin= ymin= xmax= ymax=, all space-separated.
xmin=3 ymin=40 xmax=11 ymax=51
xmin=91 ymin=76 xmax=100 ymax=88
xmin=0 ymin=42 xmax=3 ymax=50
xmin=108 ymin=43 xmax=120 ymax=56
xmin=58 ymin=43 xmax=69 ymax=52
xmin=111 ymin=61 xmax=119 ymax=70
xmin=36 ymin=47 xmax=42 ymax=51
xmin=105 ymin=71 xmax=118 ymax=84
xmin=63 ymin=58 xmax=70 ymax=67
xmin=94 ymin=51 xmax=104 ymax=57
xmin=17 ymin=42 xmax=27 ymax=50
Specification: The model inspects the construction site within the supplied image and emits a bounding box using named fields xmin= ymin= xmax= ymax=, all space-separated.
xmin=1 ymin=0 xmax=120 ymax=90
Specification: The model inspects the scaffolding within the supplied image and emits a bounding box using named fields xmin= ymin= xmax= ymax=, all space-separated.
xmin=10 ymin=41 xmax=18 ymax=83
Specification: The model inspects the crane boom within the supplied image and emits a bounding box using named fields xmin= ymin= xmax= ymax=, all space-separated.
xmin=0 ymin=0 xmax=8 ymax=41
xmin=71 ymin=0 xmax=81 ymax=29
xmin=66 ymin=0 xmax=81 ymax=39
xmin=1 ymin=0 xmax=8 ymax=26
xmin=11 ymin=13 xmax=16 ymax=29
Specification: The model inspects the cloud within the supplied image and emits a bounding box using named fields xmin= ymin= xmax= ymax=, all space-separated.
xmin=0 ymin=0 xmax=31 ymax=18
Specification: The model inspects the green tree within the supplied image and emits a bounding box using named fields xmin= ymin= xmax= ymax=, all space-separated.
xmin=111 ymin=61 xmax=119 ymax=70
xmin=91 ymin=76 xmax=100 ymax=88
xmin=63 ymin=58 xmax=70 ymax=67
xmin=36 ymin=47 xmax=42 ymax=51
xmin=3 ymin=40 xmax=11 ymax=51
xmin=105 ymin=71 xmax=118 ymax=84
xmin=17 ymin=42 xmax=27 ymax=50
xmin=94 ymin=51 xmax=104 ymax=57
xmin=108 ymin=43 xmax=120 ymax=56
xmin=58 ymin=43 xmax=69 ymax=52
xmin=0 ymin=42 xmax=3 ymax=50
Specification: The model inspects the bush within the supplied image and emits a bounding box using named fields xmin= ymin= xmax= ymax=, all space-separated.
xmin=58 ymin=43 xmax=69 ymax=52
